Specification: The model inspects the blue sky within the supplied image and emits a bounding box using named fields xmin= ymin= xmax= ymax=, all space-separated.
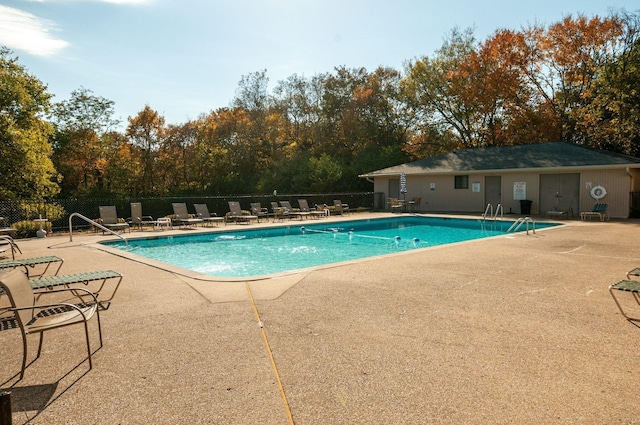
xmin=1 ymin=0 xmax=638 ymax=129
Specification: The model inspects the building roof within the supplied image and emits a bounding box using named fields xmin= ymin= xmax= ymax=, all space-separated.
xmin=359 ymin=142 xmax=640 ymax=177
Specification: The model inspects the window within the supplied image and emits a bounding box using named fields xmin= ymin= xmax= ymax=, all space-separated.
xmin=454 ymin=175 xmax=469 ymax=189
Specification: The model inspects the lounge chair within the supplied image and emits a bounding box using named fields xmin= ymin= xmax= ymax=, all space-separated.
xmin=0 ymin=269 xmax=103 ymax=379
xmin=194 ymin=204 xmax=224 ymax=227
xmin=130 ymin=202 xmax=159 ymax=230
xmin=0 ymin=216 xmax=16 ymax=236
xmin=250 ymin=202 xmax=270 ymax=222
xmin=580 ymin=203 xmax=609 ymax=221
xmin=227 ymin=201 xmax=257 ymax=224
xmin=99 ymin=206 xmax=130 ymax=233
xmin=334 ymin=200 xmax=350 ymax=215
xmin=409 ymin=197 xmax=422 ymax=213
xmin=1 ymin=269 xmax=122 ymax=310
xmin=172 ymin=203 xmax=204 ymax=228
xmin=0 ymin=255 xmax=64 ymax=278
xmin=0 ymin=235 xmax=22 ymax=259
xmin=0 ymin=227 xmax=16 ymax=236
xmin=546 ymin=206 xmax=574 ymax=219
xmin=298 ymin=199 xmax=325 ymax=219
xmin=27 ymin=270 xmax=121 ymax=312
xmin=609 ymin=278 xmax=640 ymax=322
xmin=271 ymin=201 xmax=290 ymax=221
xmin=280 ymin=201 xmax=308 ymax=220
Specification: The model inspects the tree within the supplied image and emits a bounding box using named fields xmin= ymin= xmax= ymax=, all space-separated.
xmin=126 ymin=105 xmax=166 ymax=196
xmin=50 ymin=87 xmax=120 ymax=196
xmin=402 ymin=28 xmax=481 ymax=150
xmin=0 ymin=48 xmax=60 ymax=199
xmin=519 ymin=15 xmax=624 ymax=142
xmin=577 ymin=11 xmax=640 ymax=156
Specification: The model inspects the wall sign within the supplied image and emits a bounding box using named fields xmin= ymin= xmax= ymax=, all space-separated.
xmin=513 ymin=182 xmax=526 ymax=200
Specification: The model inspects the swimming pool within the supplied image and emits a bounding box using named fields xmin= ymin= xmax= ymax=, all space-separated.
xmin=101 ymin=216 xmax=560 ymax=279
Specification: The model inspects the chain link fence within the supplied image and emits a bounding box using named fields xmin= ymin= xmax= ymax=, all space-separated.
xmin=0 ymin=192 xmax=375 ymax=236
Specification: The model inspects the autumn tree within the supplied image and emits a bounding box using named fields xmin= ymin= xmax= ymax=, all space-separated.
xmin=523 ymin=14 xmax=625 ymax=143
xmin=126 ymin=105 xmax=165 ymax=196
xmin=50 ymin=87 xmax=120 ymax=196
xmin=402 ymin=28 xmax=481 ymax=153
xmin=0 ymin=48 xmax=60 ymax=199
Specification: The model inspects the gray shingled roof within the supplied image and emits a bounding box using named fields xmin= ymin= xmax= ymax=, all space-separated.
xmin=360 ymin=142 xmax=640 ymax=177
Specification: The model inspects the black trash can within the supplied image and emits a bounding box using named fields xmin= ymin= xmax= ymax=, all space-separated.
xmin=519 ymin=199 xmax=532 ymax=215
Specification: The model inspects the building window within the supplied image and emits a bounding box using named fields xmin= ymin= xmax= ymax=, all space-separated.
xmin=454 ymin=175 xmax=469 ymax=189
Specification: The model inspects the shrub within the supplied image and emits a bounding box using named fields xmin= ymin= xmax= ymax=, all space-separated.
xmin=12 ymin=220 xmax=52 ymax=239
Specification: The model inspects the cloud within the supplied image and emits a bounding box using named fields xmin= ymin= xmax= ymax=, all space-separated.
xmin=0 ymin=6 xmax=69 ymax=56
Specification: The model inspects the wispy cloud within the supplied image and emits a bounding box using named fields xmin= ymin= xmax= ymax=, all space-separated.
xmin=0 ymin=6 xmax=69 ymax=56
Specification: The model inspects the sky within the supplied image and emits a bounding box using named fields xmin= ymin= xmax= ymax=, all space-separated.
xmin=1 ymin=0 xmax=638 ymax=129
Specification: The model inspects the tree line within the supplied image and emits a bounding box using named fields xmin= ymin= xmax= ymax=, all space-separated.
xmin=1 ymin=11 xmax=639 ymax=201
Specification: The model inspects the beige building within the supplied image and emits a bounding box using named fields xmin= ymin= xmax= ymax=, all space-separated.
xmin=360 ymin=142 xmax=640 ymax=218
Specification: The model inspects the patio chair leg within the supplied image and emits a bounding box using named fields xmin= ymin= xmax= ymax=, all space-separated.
xmin=20 ymin=331 xmax=28 ymax=380
xmin=37 ymin=332 xmax=44 ymax=358
xmin=83 ymin=321 xmax=93 ymax=370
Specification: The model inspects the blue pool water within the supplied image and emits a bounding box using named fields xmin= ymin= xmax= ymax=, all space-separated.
xmin=101 ymin=216 xmax=559 ymax=278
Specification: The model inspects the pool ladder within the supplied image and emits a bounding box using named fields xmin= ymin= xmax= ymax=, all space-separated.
xmin=483 ymin=203 xmax=503 ymax=221
xmin=507 ymin=217 xmax=536 ymax=235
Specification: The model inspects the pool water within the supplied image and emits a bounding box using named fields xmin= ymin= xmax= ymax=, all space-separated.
xmin=101 ymin=216 xmax=559 ymax=278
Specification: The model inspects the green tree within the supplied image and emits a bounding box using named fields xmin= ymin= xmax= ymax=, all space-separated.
xmin=577 ymin=11 xmax=640 ymax=155
xmin=0 ymin=48 xmax=60 ymax=199
xmin=308 ymin=153 xmax=342 ymax=192
xmin=50 ymin=87 xmax=120 ymax=196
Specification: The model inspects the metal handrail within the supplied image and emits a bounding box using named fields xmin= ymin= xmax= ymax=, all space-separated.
xmin=507 ymin=217 xmax=536 ymax=235
xmin=494 ymin=204 xmax=503 ymax=220
xmin=69 ymin=212 xmax=128 ymax=246
xmin=483 ymin=204 xmax=493 ymax=220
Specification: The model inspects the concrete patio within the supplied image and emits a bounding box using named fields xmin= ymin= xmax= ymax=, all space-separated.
xmin=1 ymin=213 xmax=639 ymax=424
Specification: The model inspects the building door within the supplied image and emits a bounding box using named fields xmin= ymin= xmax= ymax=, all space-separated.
xmin=388 ymin=178 xmax=400 ymax=199
xmin=485 ymin=176 xmax=501 ymax=210
xmin=540 ymin=173 xmax=580 ymax=214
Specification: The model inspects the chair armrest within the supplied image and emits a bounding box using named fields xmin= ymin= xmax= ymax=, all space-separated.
xmin=31 ymin=287 xmax=99 ymax=304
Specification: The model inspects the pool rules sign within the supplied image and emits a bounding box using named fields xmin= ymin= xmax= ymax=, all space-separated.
xmin=513 ymin=182 xmax=526 ymax=200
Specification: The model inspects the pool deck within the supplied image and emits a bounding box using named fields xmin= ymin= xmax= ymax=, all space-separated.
xmin=1 ymin=212 xmax=640 ymax=424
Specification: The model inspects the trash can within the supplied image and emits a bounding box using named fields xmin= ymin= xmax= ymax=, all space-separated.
xmin=519 ymin=200 xmax=532 ymax=215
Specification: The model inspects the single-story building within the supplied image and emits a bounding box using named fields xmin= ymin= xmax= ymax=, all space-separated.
xmin=359 ymin=142 xmax=640 ymax=218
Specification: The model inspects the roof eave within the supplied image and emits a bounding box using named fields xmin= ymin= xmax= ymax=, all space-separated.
xmin=359 ymin=163 xmax=640 ymax=178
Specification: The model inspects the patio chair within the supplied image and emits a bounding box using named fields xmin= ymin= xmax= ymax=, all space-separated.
xmin=609 ymin=277 xmax=640 ymax=322
xmin=99 ymin=206 xmax=130 ymax=233
xmin=280 ymin=201 xmax=307 ymax=220
xmin=271 ymin=202 xmax=290 ymax=222
xmin=388 ymin=198 xmax=402 ymax=213
xmin=194 ymin=204 xmax=224 ymax=227
xmin=0 ymin=269 xmax=103 ymax=379
xmin=250 ymin=202 xmax=270 ymax=222
xmin=409 ymin=197 xmax=422 ymax=213
xmin=0 ymin=255 xmax=64 ymax=278
xmin=28 ymin=269 xmax=123 ymax=310
xmin=580 ymin=203 xmax=609 ymax=221
xmin=546 ymin=206 xmax=574 ymax=219
xmin=333 ymin=200 xmax=350 ymax=215
xmin=0 ymin=216 xmax=16 ymax=237
xmin=172 ymin=203 xmax=204 ymax=228
xmin=130 ymin=202 xmax=159 ymax=230
xmin=298 ymin=199 xmax=325 ymax=219
xmin=0 ymin=235 xmax=22 ymax=259
xmin=227 ymin=201 xmax=257 ymax=224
